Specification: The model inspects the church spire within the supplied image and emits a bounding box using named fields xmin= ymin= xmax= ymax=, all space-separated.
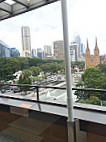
xmin=85 ymin=39 xmax=90 ymax=55
xmin=94 ymin=37 xmax=99 ymax=56
xmin=95 ymin=37 xmax=98 ymax=49
xmin=86 ymin=39 xmax=90 ymax=51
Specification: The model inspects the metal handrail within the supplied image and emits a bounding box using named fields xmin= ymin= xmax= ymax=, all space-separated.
xmin=0 ymin=83 xmax=106 ymax=101
xmin=0 ymin=83 xmax=106 ymax=92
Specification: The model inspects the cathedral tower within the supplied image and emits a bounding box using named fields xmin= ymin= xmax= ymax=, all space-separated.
xmin=85 ymin=39 xmax=90 ymax=56
xmin=94 ymin=37 xmax=99 ymax=56
xmin=85 ymin=39 xmax=90 ymax=69
xmin=85 ymin=38 xmax=100 ymax=69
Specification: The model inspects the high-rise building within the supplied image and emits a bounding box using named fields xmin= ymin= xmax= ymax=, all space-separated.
xmin=79 ymin=43 xmax=85 ymax=61
xmin=44 ymin=45 xmax=52 ymax=56
xmin=44 ymin=45 xmax=52 ymax=59
xmin=0 ymin=40 xmax=10 ymax=58
xmin=85 ymin=38 xmax=100 ymax=69
xmin=31 ymin=49 xmax=36 ymax=58
xmin=81 ymin=43 xmax=85 ymax=54
xmin=74 ymin=35 xmax=81 ymax=60
xmin=21 ymin=26 xmax=31 ymax=57
xmin=70 ymin=42 xmax=78 ymax=61
xmin=53 ymin=40 xmax=64 ymax=60
xmin=10 ymin=48 xmax=20 ymax=57
xmin=37 ymin=48 xmax=43 ymax=59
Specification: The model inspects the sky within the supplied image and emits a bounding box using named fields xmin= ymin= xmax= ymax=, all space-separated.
xmin=0 ymin=0 xmax=106 ymax=55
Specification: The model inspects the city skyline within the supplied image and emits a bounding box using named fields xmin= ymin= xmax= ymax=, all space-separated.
xmin=0 ymin=0 xmax=106 ymax=55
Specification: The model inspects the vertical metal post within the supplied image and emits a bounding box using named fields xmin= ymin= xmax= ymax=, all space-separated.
xmin=36 ymin=87 xmax=39 ymax=101
xmin=61 ymin=0 xmax=75 ymax=142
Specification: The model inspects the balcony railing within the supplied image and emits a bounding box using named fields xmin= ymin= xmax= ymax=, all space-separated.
xmin=0 ymin=83 xmax=106 ymax=107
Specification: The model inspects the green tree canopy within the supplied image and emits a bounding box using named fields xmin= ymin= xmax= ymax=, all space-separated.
xmin=30 ymin=66 xmax=41 ymax=76
xmin=17 ymin=57 xmax=29 ymax=70
xmin=40 ymin=63 xmax=50 ymax=74
xmin=96 ymin=64 xmax=106 ymax=76
xmin=18 ymin=73 xmax=32 ymax=95
xmin=82 ymin=67 xmax=103 ymax=89
xmin=22 ymin=69 xmax=32 ymax=77
xmin=49 ymin=63 xmax=58 ymax=74
xmin=72 ymin=61 xmax=85 ymax=70
xmin=75 ymin=67 xmax=106 ymax=101
xmin=40 ymin=63 xmax=59 ymax=74
xmin=0 ymin=57 xmax=20 ymax=81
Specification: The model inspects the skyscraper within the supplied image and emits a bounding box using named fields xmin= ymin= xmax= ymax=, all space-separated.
xmin=0 ymin=40 xmax=11 ymax=58
xmin=70 ymin=42 xmax=78 ymax=61
xmin=53 ymin=40 xmax=64 ymax=60
xmin=44 ymin=45 xmax=52 ymax=59
xmin=21 ymin=26 xmax=31 ymax=57
xmin=74 ymin=35 xmax=81 ymax=60
xmin=31 ymin=49 xmax=36 ymax=58
xmin=37 ymin=48 xmax=43 ymax=59
xmin=11 ymin=48 xmax=20 ymax=57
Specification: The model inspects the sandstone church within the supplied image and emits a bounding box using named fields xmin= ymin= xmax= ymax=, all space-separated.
xmin=85 ymin=38 xmax=100 ymax=69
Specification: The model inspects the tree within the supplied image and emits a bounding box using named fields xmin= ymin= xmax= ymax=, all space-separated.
xmin=81 ymin=96 xmax=101 ymax=105
xmin=17 ymin=57 xmax=29 ymax=70
xmin=41 ymin=63 xmax=59 ymax=75
xmin=49 ymin=63 xmax=58 ymax=74
xmin=0 ymin=57 xmax=20 ymax=81
xmin=57 ymin=63 xmax=65 ymax=71
xmin=73 ymin=61 xmax=85 ymax=70
xmin=82 ymin=67 xmax=103 ymax=89
xmin=40 ymin=63 xmax=50 ymax=74
xmin=74 ymin=81 xmax=85 ymax=100
xmin=75 ymin=67 xmax=105 ymax=101
xmin=30 ymin=66 xmax=41 ymax=76
xmin=6 ymin=57 xmax=20 ymax=73
xmin=18 ymin=69 xmax=32 ymax=94
xmin=18 ymin=73 xmax=31 ymax=95
xmin=22 ymin=69 xmax=32 ymax=77
xmin=96 ymin=64 xmax=106 ymax=76
xmin=0 ymin=57 xmax=64 ymax=81
xmin=28 ymin=58 xmax=45 ymax=67
xmin=88 ymin=96 xmax=101 ymax=105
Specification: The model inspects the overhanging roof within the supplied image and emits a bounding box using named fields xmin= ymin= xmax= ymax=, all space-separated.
xmin=0 ymin=0 xmax=59 ymax=21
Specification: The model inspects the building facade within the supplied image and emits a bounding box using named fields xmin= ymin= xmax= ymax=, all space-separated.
xmin=32 ymin=49 xmax=36 ymax=58
xmin=44 ymin=45 xmax=52 ymax=59
xmin=37 ymin=48 xmax=43 ymax=59
xmin=85 ymin=38 xmax=100 ymax=69
xmin=53 ymin=40 xmax=64 ymax=60
xmin=10 ymin=48 xmax=20 ymax=57
xmin=74 ymin=35 xmax=81 ymax=60
xmin=70 ymin=42 xmax=78 ymax=61
xmin=21 ymin=26 xmax=31 ymax=57
xmin=0 ymin=40 xmax=10 ymax=58
xmin=80 ymin=43 xmax=85 ymax=61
